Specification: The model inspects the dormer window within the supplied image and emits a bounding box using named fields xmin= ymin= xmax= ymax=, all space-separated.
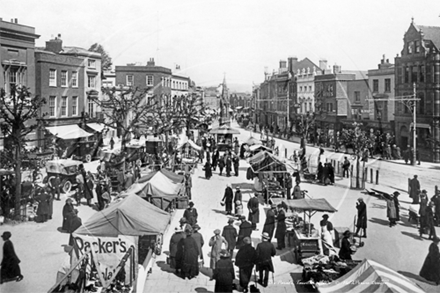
xmin=415 ymin=40 xmax=420 ymax=53
xmin=407 ymin=41 xmax=413 ymax=54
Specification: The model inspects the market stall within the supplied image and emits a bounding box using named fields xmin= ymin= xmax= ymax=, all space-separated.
xmin=270 ymin=198 xmax=338 ymax=262
xmin=174 ymin=137 xmax=201 ymax=173
xmin=209 ymin=124 xmax=240 ymax=146
xmin=248 ymin=151 xmax=291 ymax=203
xmin=315 ymin=258 xmax=426 ymax=293
xmin=50 ymin=194 xmax=171 ymax=293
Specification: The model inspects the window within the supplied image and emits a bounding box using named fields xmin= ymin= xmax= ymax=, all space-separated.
xmin=372 ymin=80 xmax=379 ymax=92
xmin=61 ymin=96 xmax=67 ymax=116
xmin=415 ymin=41 xmax=420 ymax=53
xmin=88 ymin=100 xmax=94 ymax=118
xmin=418 ymin=93 xmax=425 ymax=115
xmin=8 ymin=68 xmax=18 ymax=93
xmin=419 ymin=65 xmax=425 ymax=82
xmin=88 ymin=75 xmax=96 ymax=88
xmin=49 ymin=69 xmax=57 ymax=86
xmin=355 ymin=91 xmax=360 ymax=102
xmin=384 ymin=79 xmax=391 ymax=92
xmin=126 ymin=75 xmax=133 ymax=86
xmin=49 ymin=96 xmax=56 ymax=117
xmin=309 ymin=86 xmax=312 ymax=92
xmin=72 ymin=71 xmax=78 ymax=87
xmin=299 ymin=86 xmax=302 ymax=92
xmin=404 ymin=67 xmax=409 ymax=83
xmin=146 ymin=75 xmax=154 ymax=86
xmin=61 ymin=71 xmax=68 ymax=87
xmin=72 ymin=96 xmax=78 ymax=116
xmin=88 ymin=59 xmax=96 ymax=68
xmin=411 ymin=66 xmax=418 ymax=83
xmin=407 ymin=41 xmax=413 ymax=54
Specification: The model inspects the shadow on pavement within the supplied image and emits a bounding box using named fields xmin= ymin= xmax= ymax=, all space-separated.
xmin=211 ymin=208 xmax=227 ymax=215
xmin=156 ymin=260 xmax=176 ymax=274
xmin=279 ymin=249 xmax=296 ymax=264
xmin=195 ymin=287 xmax=214 ymax=293
xmin=370 ymin=203 xmax=386 ymax=210
xmin=199 ymin=266 xmax=213 ymax=279
xmin=401 ymin=231 xmax=423 ymax=240
xmin=369 ymin=217 xmax=391 ymax=226
xmin=397 ymin=271 xmax=437 ymax=286
xmin=290 ymin=272 xmax=315 ymax=293
xmin=232 ymin=182 xmax=255 ymax=191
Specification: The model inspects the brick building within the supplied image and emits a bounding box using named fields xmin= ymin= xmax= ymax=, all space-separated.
xmin=0 ymin=18 xmax=39 ymax=149
xmin=394 ymin=19 xmax=440 ymax=162
xmin=367 ymin=55 xmax=395 ymax=134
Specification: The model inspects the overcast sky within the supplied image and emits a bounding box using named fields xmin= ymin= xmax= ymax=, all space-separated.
xmin=2 ymin=0 xmax=440 ymax=91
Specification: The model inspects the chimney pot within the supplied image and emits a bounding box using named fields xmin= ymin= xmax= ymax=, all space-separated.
xmin=386 ymin=59 xmax=389 ymax=63
xmin=14 ymin=18 xmax=18 ymax=24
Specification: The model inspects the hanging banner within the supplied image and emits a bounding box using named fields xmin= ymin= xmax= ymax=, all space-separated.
xmin=72 ymin=234 xmax=138 ymax=287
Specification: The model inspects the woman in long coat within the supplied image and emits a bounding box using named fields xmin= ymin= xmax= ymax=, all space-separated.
xmin=338 ymin=230 xmax=353 ymax=260
xmin=62 ymin=198 xmax=75 ymax=232
xmin=218 ymin=155 xmax=225 ymax=175
xmin=181 ymin=228 xmax=200 ymax=280
xmin=275 ymin=204 xmax=287 ymax=249
xmin=36 ymin=187 xmax=50 ymax=222
xmin=419 ymin=237 xmax=440 ymax=285
xmin=212 ymin=250 xmax=235 ymax=293
xmin=382 ymin=193 xmax=397 ymax=227
xmin=355 ymin=198 xmax=367 ymax=237
xmin=84 ymin=172 xmax=94 ymax=206
xmin=204 ymin=161 xmax=212 ymax=180
xmin=222 ymin=184 xmax=234 ymax=215
xmin=0 ymin=231 xmax=23 ymax=284
xmin=169 ymin=228 xmax=186 ymax=269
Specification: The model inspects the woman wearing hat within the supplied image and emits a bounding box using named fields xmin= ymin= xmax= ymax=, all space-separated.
xmin=222 ymin=184 xmax=234 ymax=215
xmin=62 ymin=198 xmax=75 ymax=232
xmin=420 ymin=237 xmax=440 ymax=285
xmin=209 ymin=229 xmax=229 ymax=270
xmin=255 ymin=232 xmax=276 ymax=287
xmin=0 ymin=231 xmax=23 ymax=283
xmin=211 ymin=249 xmax=235 ymax=293
xmin=180 ymin=226 xmax=200 ymax=280
xmin=338 ymin=230 xmax=353 ymax=260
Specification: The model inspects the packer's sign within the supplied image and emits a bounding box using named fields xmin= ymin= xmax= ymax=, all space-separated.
xmin=72 ymin=234 xmax=137 ymax=287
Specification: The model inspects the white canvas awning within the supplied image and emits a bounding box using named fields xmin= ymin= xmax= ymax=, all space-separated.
xmin=46 ymin=124 xmax=93 ymax=140
xmin=87 ymin=122 xmax=105 ymax=132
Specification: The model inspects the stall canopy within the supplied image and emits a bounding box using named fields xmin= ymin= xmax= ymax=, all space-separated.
xmin=209 ymin=124 xmax=240 ymax=135
xmin=177 ymin=137 xmax=202 ymax=152
xmin=74 ymin=194 xmax=171 ymax=237
xmin=272 ymin=198 xmax=338 ymax=213
xmin=316 ymin=259 xmax=425 ymax=293
xmin=46 ymin=124 xmax=93 ymax=140
xmin=244 ymin=136 xmax=262 ymax=146
xmin=122 ymin=170 xmax=184 ymax=210
xmin=248 ymin=151 xmax=287 ymax=173
xmin=86 ymin=122 xmax=106 ymax=132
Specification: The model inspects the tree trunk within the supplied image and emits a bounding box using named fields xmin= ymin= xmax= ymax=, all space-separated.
xmin=14 ymin=139 xmax=22 ymax=219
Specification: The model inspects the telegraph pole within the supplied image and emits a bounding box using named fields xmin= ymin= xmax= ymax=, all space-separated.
xmin=366 ymin=82 xmax=419 ymax=166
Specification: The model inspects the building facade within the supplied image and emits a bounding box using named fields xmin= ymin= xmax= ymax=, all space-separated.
xmin=367 ymin=55 xmax=395 ymax=134
xmin=394 ymin=19 xmax=440 ymax=162
xmin=296 ymin=60 xmax=324 ymax=114
xmin=0 ymin=18 xmax=39 ymax=149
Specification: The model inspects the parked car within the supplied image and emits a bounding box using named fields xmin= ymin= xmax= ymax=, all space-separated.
xmin=44 ymin=159 xmax=83 ymax=193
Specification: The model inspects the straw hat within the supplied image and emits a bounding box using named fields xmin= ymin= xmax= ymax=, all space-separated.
xmin=262 ymin=232 xmax=270 ymax=240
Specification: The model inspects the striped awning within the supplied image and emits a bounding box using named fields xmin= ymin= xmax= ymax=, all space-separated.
xmin=316 ymin=259 xmax=425 ymax=293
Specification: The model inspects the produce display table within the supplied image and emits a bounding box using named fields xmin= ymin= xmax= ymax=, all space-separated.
xmin=293 ymin=229 xmax=321 ymax=263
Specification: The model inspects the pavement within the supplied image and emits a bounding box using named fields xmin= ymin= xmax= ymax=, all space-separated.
xmin=1 ymin=121 xmax=440 ymax=292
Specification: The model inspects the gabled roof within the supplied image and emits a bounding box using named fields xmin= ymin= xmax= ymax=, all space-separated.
xmin=292 ymin=58 xmax=320 ymax=73
xmin=416 ymin=24 xmax=440 ymax=49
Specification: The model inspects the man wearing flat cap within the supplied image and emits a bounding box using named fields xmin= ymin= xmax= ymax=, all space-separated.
xmin=235 ymin=237 xmax=257 ymax=293
xmin=222 ymin=218 xmax=238 ymax=258
xmin=255 ymin=232 xmax=276 ymax=287
xmin=237 ymin=215 xmax=253 ymax=250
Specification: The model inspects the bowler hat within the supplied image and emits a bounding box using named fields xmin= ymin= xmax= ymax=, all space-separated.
xmin=179 ymin=217 xmax=187 ymax=223
xmin=393 ymin=191 xmax=400 ymax=196
xmin=193 ymin=224 xmax=201 ymax=230
xmin=262 ymin=232 xmax=270 ymax=240
xmin=322 ymin=214 xmax=329 ymax=219
xmin=188 ymin=201 xmax=194 ymax=207
xmin=1 ymin=231 xmax=11 ymax=239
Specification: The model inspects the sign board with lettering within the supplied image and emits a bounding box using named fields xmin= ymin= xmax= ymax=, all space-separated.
xmin=72 ymin=234 xmax=138 ymax=287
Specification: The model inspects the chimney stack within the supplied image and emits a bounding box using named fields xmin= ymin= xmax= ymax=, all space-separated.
xmin=147 ymin=58 xmax=155 ymax=67
xmin=14 ymin=18 xmax=18 ymax=24
xmin=319 ymin=59 xmax=328 ymax=72
xmin=279 ymin=60 xmax=287 ymax=73
xmin=333 ymin=64 xmax=341 ymax=74
xmin=45 ymin=34 xmax=63 ymax=54
xmin=288 ymin=57 xmax=298 ymax=73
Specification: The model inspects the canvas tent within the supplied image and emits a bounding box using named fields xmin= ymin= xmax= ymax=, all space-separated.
xmin=316 ymin=259 xmax=425 ymax=293
xmin=248 ymin=150 xmax=288 ymax=173
xmin=74 ymin=193 xmax=171 ymax=237
xmin=123 ymin=169 xmax=184 ymax=210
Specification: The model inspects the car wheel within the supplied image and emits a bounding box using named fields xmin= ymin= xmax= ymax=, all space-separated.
xmin=85 ymin=154 xmax=92 ymax=163
xmin=62 ymin=179 xmax=72 ymax=194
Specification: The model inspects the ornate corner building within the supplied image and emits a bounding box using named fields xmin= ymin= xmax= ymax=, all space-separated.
xmin=394 ymin=19 xmax=440 ymax=162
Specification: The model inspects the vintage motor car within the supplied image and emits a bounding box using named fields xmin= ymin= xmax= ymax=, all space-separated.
xmin=44 ymin=159 xmax=83 ymax=193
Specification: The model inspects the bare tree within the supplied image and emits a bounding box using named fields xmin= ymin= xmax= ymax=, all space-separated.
xmin=0 ymin=86 xmax=46 ymax=218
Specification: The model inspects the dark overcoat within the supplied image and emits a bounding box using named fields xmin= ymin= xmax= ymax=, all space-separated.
xmin=222 ymin=187 xmax=234 ymax=212
xmin=275 ymin=209 xmax=286 ymax=240
xmin=213 ymin=257 xmax=235 ymax=293
xmin=263 ymin=208 xmax=276 ymax=240
xmin=420 ymin=242 xmax=440 ymax=284
xmin=236 ymin=221 xmax=253 ymax=249
xmin=255 ymin=241 xmax=276 ymax=272
xmin=0 ymin=239 xmax=21 ymax=281
xmin=222 ymin=224 xmax=238 ymax=250
xmin=247 ymin=197 xmax=260 ymax=224
xmin=181 ymin=235 xmax=200 ymax=279
xmin=356 ymin=201 xmax=367 ymax=229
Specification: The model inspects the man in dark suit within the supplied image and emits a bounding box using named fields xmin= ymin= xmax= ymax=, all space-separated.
xmin=222 ymin=218 xmax=238 ymax=258
xmin=255 ymin=232 xmax=276 ymax=287
xmin=236 ymin=215 xmax=252 ymax=250
xmin=263 ymin=204 xmax=277 ymax=242
xmin=275 ymin=204 xmax=287 ymax=250
xmin=247 ymin=193 xmax=260 ymax=231
xmin=235 ymin=237 xmax=257 ymax=293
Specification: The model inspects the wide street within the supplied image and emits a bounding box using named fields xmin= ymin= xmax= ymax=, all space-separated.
xmin=0 ymin=121 xmax=439 ymax=292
